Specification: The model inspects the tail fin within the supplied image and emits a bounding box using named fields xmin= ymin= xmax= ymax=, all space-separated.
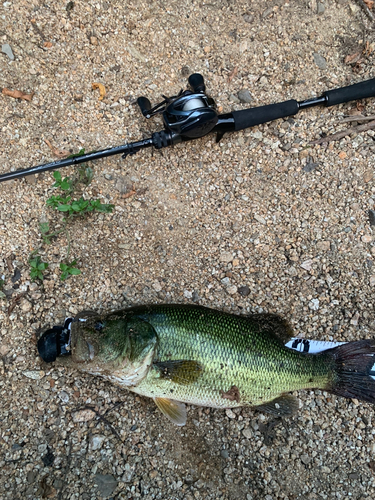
xmin=328 ymin=340 xmax=375 ymax=404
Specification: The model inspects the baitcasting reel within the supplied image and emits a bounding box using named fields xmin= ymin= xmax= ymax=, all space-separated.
xmin=137 ymin=73 xmax=219 ymax=140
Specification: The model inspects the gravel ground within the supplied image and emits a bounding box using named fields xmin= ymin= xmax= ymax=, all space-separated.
xmin=1 ymin=0 xmax=375 ymax=498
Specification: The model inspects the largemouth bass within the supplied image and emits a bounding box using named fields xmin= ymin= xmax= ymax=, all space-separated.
xmin=38 ymin=304 xmax=375 ymax=426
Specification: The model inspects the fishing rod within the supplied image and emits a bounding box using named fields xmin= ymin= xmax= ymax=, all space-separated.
xmin=1 ymin=73 xmax=375 ymax=183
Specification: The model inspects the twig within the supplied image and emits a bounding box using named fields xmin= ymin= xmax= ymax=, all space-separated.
xmin=310 ymin=119 xmax=375 ymax=145
xmin=340 ymin=114 xmax=375 ymax=123
xmin=356 ymin=0 xmax=375 ymax=21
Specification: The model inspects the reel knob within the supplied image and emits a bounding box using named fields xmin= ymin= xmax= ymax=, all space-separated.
xmin=188 ymin=73 xmax=206 ymax=93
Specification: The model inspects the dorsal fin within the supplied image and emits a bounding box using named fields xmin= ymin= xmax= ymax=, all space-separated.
xmin=247 ymin=313 xmax=294 ymax=344
xmin=154 ymin=397 xmax=187 ymax=426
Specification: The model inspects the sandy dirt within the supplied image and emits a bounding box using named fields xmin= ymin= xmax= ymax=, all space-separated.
xmin=1 ymin=0 xmax=375 ymax=499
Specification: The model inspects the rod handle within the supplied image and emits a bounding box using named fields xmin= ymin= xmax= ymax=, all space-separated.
xmin=232 ymin=100 xmax=299 ymax=131
xmin=324 ymin=78 xmax=375 ymax=107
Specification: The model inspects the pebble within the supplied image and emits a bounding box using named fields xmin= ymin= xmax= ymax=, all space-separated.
xmin=90 ymin=435 xmax=105 ymax=451
xmin=369 ymin=210 xmax=375 ymax=226
xmin=220 ymin=449 xmax=229 ymax=459
xmin=58 ymin=391 xmax=69 ymax=403
xmin=237 ymin=89 xmax=253 ymax=103
xmin=362 ymin=235 xmax=372 ymax=243
xmin=72 ymin=409 xmax=96 ymax=422
xmin=238 ymin=285 xmax=250 ymax=297
xmin=317 ymin=2 xmax=325 ymax=15
xmin=184 ymin=290 xmax=193 ymax=299
xmin=309 ymin=299 xmax=320 ymax=311
xmin=242 ymin=428 xmax=252 ymax=439
xmin=152 ymin=281 xmax=163 ymax=292
xmin=94 ymin=474 xmax=118 ymax=497
xmin=122 ymin=463 xmax=134 ymax=483
xmin=229 ymin=94 xmax=240 ymax=104
xmin=1 ymin=43 xmax=14 ymax=60
xmin=313 ymin=52 xmax=327 ymax=69
xmin=220 ymin=252 xmax=233 ymax=263
xmin=225 ymin=409 xmax=236 ymax=419
xmin=20 ymin=299 xmax=32 ymax=312
xmin=22 ymin=370 xmax=45 ymax=380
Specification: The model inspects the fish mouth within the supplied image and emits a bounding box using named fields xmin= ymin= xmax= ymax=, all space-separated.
xmin=73 ymin=337 xmax=97 ymax=362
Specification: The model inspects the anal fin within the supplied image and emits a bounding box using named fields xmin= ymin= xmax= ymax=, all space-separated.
xmin=256 ymin=394 xmax=299 ymax=417
xmin=154 ymin=397 xmax=187 ymax=426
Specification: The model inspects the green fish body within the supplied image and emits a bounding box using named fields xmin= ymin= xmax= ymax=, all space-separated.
xmin=55 ymin=304 xmax=375 ymax=425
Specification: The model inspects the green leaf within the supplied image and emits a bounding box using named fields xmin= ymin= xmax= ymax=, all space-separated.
xmin=57 ymin=204 xmax=72 ymax=212
xmin=60 ymin=263 xmax=68 ymax=271
xmin=38 ymin=262 xmax=48 ymax=271
xmin=53 ymin=171 xmax=62 ymax=182
xmin=69 ymin=267 xmax=81 ymax=275
xmin=29 ymin=259 xmax=38 ymax=269
xmin=60 ymin=270 xmax=69 ymax=281
xmin=0 ymin=290 xmax=6 ymax=299
xmin=39 ymin=222 xmax=50 ymax=234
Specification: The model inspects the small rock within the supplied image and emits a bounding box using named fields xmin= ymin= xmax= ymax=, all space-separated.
xmin=225 ymin=409 xmax=236 ymax=419
xmin=300 ymin=259 xmax=313 ymax=271
xmin=122 ymin=463 xmax=133 ymax=483
xmin=184 ymin=290 xmax=193 ymax=299
xmin=254 ymin=214 xmax=266 ymax=225
xmin=181 ymin=66 xmax=191 ymax=77
xmin=192 ymin=291 xmax=200 ymax=302
xmin=309 ymin=299 xmax=320 ymax=311
xmin=364 ymin=170 xmax=373 ymax=183
xmin=104 ymin=174 xmax=113 ymax=180
xmin=317 ymin=241 xmax=330 ymax=251
xmin=242 ymin=14 xmax=254 ymax=23
xmin=313 ymin=52 xmax=327 ymax=70
xmin=221 ymin=449 xmax=229 ymax=458
xmin=227 ymin=285 xmax=237 ymax=295
xmin=2 ymin=43 xmax=14 ymax=60
xmin=90 ymin=36 xmax=98 ymax=45
xmin=368 ymin=210 xmax=375 ymax=226
xmin=303 ymin=161 xmax=319 ymax=173
xmin=362 ymin=234 xmax=372 ymax=243
xmin=259 ymin=76 xmax=268 ymax=86
xmin=301 ymin=454 xmax=312 ymax=465
xmin=25 ymin=174 xmax=37 ymax=184
xmin=23 ymin=370 xmax=45 ymax=380
xmin=317 ymin=2 xmax=325 ymax=15
xmin=21 ymin=299 xmax=32 ymax=312
xmin=0 ymin=344 xmax=10 ymax=355
xmin=370 ymin=276 xmax=375 ymax=287
xmin=27 ymin=471 xmax=37 ymax=484
xmin=220 ymin=251 xmax=233 ymax=263
xmin=72 ymin=409 xmax=96 ymax=422
xmin=242 ymin=428 xmax=252 ymax=439
xmin=94 ymin=474 xmax=118 ymax=497
xmin=237 ymin=89 xmax=252 ymax=103
xmin=238 ymin=285 xmax=250 ymax=297
xmin=90 ymin=435 xmax=105 ymax=451
xmin=229 ymin=94 xmax=240 ymax=104
xmin=152 ymin=281 xmax=162 ymax=292
xmin=58 ymin=391 xmax=69 ymax=403
xmin=252 ymin=130 xmax=263 ymax=140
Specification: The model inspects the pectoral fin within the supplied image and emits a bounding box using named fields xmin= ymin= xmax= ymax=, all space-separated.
xmin=256 ymin=394 xmax=299 ymax=416
xmin=154 ymin=397 xmax=187 ymax=426
xmin=154 ymin=360 xmax=203 ymax=385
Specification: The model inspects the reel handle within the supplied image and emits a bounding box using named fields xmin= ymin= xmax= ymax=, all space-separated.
xmin=137 ymin=96 xmax=152 ymax=118
xmin=188 ymin=73 xmax=206 ymax=93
